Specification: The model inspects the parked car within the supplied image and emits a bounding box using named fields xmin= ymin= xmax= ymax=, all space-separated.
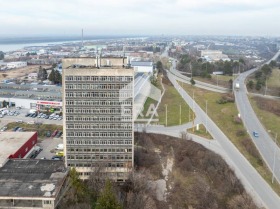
xmin=45 ymin=131 xmax=51 ymax=137
xmin=55 ymin=131 xmax=62 ymax=138
xmin=51 ymin=130 xmax=58 ymax=137
xmin=0 ymin=126 xmax=7 ymax=132
xmin=25 ymin=113 xmax=30 ymax=117
xmin=16 ymin=128 xmax=24 ymax=132
xmin=55 ymin=151 xmax=64 ymax=157
xmin=16 ymin=120 xmax=23 ymax=123
xmin=13 ymin=126 xmax=20 ymax=131
xmin=52 ymin=156 xmax=62 ymax=160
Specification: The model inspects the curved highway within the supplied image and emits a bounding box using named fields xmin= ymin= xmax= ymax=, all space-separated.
xmin=234 ymin=51 xmax=280 ymax=183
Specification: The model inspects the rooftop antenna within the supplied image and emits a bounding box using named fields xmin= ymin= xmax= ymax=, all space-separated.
xmin=122 ymin=44 xmax=125 ymax=68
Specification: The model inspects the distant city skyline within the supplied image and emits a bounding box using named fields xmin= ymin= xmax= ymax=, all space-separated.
xmin=0 ymin=0 xmax=280 ymax=37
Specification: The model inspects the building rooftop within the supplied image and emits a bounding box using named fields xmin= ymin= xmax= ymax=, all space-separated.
xmin=130 ymin=61 xmax=153 ymax=67
xmin=0 ymin=132 xmax=36 ymax=167
xmin=0 ymin=159 xmax=68 ymax=198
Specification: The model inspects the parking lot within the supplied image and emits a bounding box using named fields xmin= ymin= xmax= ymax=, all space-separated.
xmin=0 ymin=107 xmax=64 ymax=160
xmin=36 ymin=137 xmax=63 ymax=160
xmin=0 ymin=107 xmax=62 ymax=128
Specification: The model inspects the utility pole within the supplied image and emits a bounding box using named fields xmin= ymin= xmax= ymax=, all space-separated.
xmin=265 ymin=77 xmax=268 ymax=96
xmin=272 ymin=133 xmax=278 ymax=184
xmin=188 ymin=106 xmax=190 ymax=122
xmin=192 ymin=91 xmax=195 ymax=132
xmin=179 ymin=104 xmax=181 ymax=125
xmin=190 ymin=62 xmax=192 ymax=79
xmin=206 ymin=100 xmax=208 ymax=134
xmin=165 ymin=104 xmax=168 ymax=127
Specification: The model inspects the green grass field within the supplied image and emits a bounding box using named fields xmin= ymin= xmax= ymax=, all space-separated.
xmin=187 ymin=124 xmax=213 ymax=139
xmin=267 ymin=68 xmax=280 ymax=88
xmin=249 ymin=96 xmax=280 ymax=144
xmin=157 ymin=83 xmax=194 ymax=126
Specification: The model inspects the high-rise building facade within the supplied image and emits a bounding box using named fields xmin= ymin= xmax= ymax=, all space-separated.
xmin=62 ymin=58 xmax=134 ymax=181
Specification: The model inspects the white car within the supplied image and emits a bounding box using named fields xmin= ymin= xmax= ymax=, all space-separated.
xmin=0 ymin=126 xmax=7 ymax=131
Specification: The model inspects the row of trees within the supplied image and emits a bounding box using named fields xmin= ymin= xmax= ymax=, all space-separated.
xmin=248 ymin=63 xmax=274 ymax=91
xmin=177 ymin=54 xmax=251 ymax=78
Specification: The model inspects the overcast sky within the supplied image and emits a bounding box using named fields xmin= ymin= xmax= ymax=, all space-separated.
xmin=0 ymin=0 xmax=279 ymax=37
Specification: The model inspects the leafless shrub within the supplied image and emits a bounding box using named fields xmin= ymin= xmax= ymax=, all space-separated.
xmin=236 ymin=129 xmax=246 ymax=137
xmin=122 ymin=170 xmax=157 ymax=209
xmin=234 ymin=116 xmax=243 ymax=124
xmin=241 ymin=138 xmax=263 ymax=166
xmin=253 ymin=96 xmax=280 ymax=116
xmin=227 ymin=192 xmax=260 ymax=209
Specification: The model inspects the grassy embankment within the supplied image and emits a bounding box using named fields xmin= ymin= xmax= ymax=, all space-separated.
xmin=6 ymin=122 xmax=62 ymax=140
xmin=249 ymin=96 xmax=280 ymax=144
xmin=138 ymin=74 xmax=194 ymax=126
xmin=179 ymin=82 xmax=280 ymax=195
xmin=193 ymin=74 xmax=234 ymax=88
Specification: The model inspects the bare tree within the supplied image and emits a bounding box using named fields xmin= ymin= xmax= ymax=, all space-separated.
xmin=122 ymin=170 xmax=157 ymax=209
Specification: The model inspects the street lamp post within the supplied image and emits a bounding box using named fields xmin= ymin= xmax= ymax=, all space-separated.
xmin=179 ymin=104 xmax=181 ymax=125
xmin=272 ymin=133 xmax=278 ymax=184
xmin=165 ymin=104 xmax=168 ymax=127
xmin=206 ymin=100 xmax=208 ymax=134
xmin=192 ymin=91 xmax=195 ymax=132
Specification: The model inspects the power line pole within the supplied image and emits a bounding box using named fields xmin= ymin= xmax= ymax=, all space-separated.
xmin=272 ymin=133 xmax=278 ymax=184
xmin=165 ymin=104 xmax=168 ymax=127
xmin=206 ymin=100 xmax=208 ymax=134
xmin=192 ymin=91 xmax=195 ymax=132
xmin=179 ymin=104 xmax=181 ymax=125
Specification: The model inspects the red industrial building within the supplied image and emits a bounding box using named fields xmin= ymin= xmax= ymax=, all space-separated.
xmin=0 ymin=132 xmax=37 ymax=167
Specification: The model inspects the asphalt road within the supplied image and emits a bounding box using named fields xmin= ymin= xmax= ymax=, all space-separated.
xmin=168 ymin=70 xmax=280 ymax=208
xmin=138 ymin=56 xmax=280 ymax=208
xmin=234 ymin=50 xmax=280 ymax=184
xmin=169 ymin=58 xmax=230 ymax=93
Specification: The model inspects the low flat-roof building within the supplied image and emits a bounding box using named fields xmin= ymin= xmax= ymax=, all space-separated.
xmin=7 ymin=62 xmax=27 ymax=69
xmin=0 ymin=159 xmax=69 ymax=209
xmin=131 ymin=61 xmax=153 ymax=73
xmin=0 ymin=132 xmax=37 ymax=167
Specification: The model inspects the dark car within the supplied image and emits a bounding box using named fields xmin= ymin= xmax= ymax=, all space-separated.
xmin=45 ymin=115 xmax=49 ymax=119
xmin=45 ymin=131 xmax=51 ymax=137
xmin=13 ymin=126 xmax=20 ymax=131
xmin=55 ymin=131 xmax=62 ymax=138
xmin=25 ymin=113 xmax=30 ymax=117
xmin=52 ymin=156 xmax=62 ymax=160
xmin=32 ymin=113 xmax=37 ymax=118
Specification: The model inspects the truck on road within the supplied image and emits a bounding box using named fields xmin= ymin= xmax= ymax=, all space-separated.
xmin=235 ymin=82 xmax=240 ymax=90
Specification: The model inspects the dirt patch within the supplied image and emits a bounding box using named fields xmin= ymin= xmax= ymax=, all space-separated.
xmin=134 ymin=132 xmax=259 ymax=209
xmin=0 ymin=65 xmax=51 ymax=81
xmin=253 ymin=96 xmax=280 ymax=117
